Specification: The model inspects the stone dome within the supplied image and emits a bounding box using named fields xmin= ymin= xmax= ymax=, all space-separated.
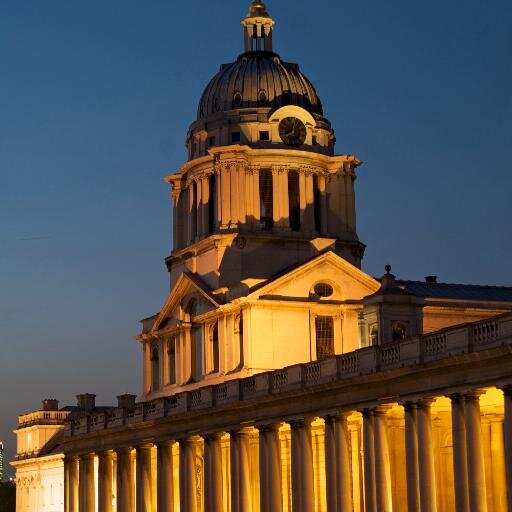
xmin=197 ymin=51 xmax=324 ymax=120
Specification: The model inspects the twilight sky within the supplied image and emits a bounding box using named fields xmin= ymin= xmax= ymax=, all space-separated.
xmin=1 ymin=0 xmax=511 ymax=477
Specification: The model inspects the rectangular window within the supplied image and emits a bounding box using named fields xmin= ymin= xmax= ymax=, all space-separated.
xmin=168 ymin=338 xmax=176 ymax=385
xmin=312 ymin=135 xmax=317 ymax=146
xmin=259 ymin=130 xmax=270 ymax=141
xmin=231 ymin=131 xmax=241 ymax=143
xmin=208 ymin=136 xmax=216 ymax=147
xmin=315 ymin=316 xmax=334 ymax=359
xmin=288 ymin=171 xmax=300 ymax=231
xmin=259 ymin=170 xmax=274 ymax=230
xmin=192 ymin=326 xmax=203 ymax=382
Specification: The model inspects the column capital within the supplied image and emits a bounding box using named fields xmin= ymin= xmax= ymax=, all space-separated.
xmin=501 ymin=384 xmax=512 ymax=397
xmin=79 ymin=452 xmax=95 ymax=461
xmin=464 ymin=389 xmax=487 ymax=401
xmin=115 ymin=446 xmax=133 ymax=456
xmin=324 ymin=411 xmax=351 ymax=425
xmin=402 ymin=401 xmax=419 ymax=412
xmin=374 ymin=404 xmax=393 ymax=416
xmin=289 ymin=418 xmax=313 ymax=430
xmin=136 ymin=442 xmax=154 ymax=451
xmin=258 ymin=422 xmax=282 ymax=433
xmin=417 ymin=397 xmax=436 ymax=409
xmin=362 ymin=407 xmax=374 ymax=419
xmin=205 ymin=431 xmax=224 ymax=442
xmin=156 ymin=439 xmax=176 ymax=449
xmin=231 ymin=426 xmax=253 ymax=438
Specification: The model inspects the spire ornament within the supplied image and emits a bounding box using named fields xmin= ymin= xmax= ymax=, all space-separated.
xmin=248 ymin=0 xmax=270 ymax=18
xmin=242 ymin=0 xmax=275 ymax=52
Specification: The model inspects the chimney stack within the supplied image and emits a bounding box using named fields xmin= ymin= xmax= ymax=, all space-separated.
xmin=76 ymin=394 xmax=96 ymax=412
xmin=117 ymin=394 xmax=137 ymax=409
xmin=425 ymin=275 xmax=438 ymax=284
xmin=42 ymin=399 xmax=59 ymax=411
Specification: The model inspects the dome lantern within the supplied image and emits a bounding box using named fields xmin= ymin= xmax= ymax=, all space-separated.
xmin=242 ymin=0 xmax=275 ymax=52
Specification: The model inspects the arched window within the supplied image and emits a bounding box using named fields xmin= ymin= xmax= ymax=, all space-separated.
xmin=208 ymin=174 xmax=216 ymax=235
xmin=288 ymin=171 xmax=300 ymax=231
xmin=151 ymin=346 xmax=160 ymax=391
xmin=370 ymin=325 xmax=379 ymax=346
xmin=313 ymin=174 xmax=321 ymax=233
xmin=392 ymin=322 xmax=407 ymax=341
xmin=259 ymin=170 xmax=273 ymax=230
xmin=168 ymin=337 xmax=176 ymax=385
xmin=210 ymin=322 xmax=219 ymax=373
xmin=315 ymin=316 xmax=334 ymax=359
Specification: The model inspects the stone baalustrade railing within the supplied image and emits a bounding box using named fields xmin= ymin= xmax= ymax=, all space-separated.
xmin=65 ymin=313 xmax=512 ymax=438
xmin=18 ymin=409 xmax=70 ymax=428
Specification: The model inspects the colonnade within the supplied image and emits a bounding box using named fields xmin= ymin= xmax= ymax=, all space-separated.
xmin=65 ymin=386 xmax=512 ymax=512
xmin=172 ymin=161 xmax=356 ymax=250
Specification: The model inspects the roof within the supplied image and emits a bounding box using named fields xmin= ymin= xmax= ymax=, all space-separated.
xmin=396 ymin=280 xmax=512 ymax=302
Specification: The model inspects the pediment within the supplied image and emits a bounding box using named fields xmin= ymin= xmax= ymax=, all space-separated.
xmin=247 ymin=251 xmax=379 ymax=302
xmin=151 ymin=273 xmax=219 ymax=333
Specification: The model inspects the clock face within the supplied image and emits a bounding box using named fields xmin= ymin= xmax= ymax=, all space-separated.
xmin=279 ymin=117 xmax=307 ymax=147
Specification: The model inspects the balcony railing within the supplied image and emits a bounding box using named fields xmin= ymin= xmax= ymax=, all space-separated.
xmin=64 ymin=313 xmax=512 ymax=438
xmin=18 ymin=410 xmax=70 ymax=428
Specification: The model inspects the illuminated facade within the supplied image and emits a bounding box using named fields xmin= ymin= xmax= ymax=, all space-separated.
xmin=16 ymin=1 xmax=512 ymax=511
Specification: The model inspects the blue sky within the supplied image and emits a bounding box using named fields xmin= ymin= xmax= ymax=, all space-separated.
xmin=1 ymin=0 xmax=511 ymax=475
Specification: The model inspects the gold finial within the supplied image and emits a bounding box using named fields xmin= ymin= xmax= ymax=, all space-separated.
xmin=248 ymin=0 xmax=270 ymax=18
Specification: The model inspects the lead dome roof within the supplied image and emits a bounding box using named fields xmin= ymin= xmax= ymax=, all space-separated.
xmin=197 ymin=51 xmax=324 ymax=121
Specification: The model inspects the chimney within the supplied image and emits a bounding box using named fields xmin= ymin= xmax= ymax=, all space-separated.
xmin=117 ymin=394 xmax=137 ymax=409
xmin=425 ymin=275 xmax=438 ymax=284
xmin=76 ymin=394 xmax=96 ymax=412
xmin=42 ymin=399 xmax=59 ymax=411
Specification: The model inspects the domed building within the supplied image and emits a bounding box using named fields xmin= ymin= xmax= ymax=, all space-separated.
xmin=13 ymin=2 xmax=512 ymax=512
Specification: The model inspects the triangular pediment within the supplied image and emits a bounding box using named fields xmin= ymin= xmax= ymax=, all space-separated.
xmin=247 ymin=251 xmax=380 ymax=302
xmin=151 ymin=273 xmax=220 ymax=333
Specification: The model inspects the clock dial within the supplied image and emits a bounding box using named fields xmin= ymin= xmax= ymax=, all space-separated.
xmin=278 ymin=117 xmax=307 ymax=147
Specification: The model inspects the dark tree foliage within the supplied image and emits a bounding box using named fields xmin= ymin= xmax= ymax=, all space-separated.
xmin=0 ymin=482 xmax=15 ymax=512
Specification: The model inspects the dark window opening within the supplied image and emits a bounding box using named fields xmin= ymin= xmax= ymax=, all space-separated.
xmin=288 ymin=171 xmax=300 ymax=231
xmin=191 ymin=326 xmax=203 ymax=382
xmin=232 ymin=131 xmax=241 ymax=143
xmin=208 ymin=174 xmax=216 ymax=235
xmin=208 ymin=136 xmax=215 ymax=147
xmin=312 ymin=136 xmax=317 ymax=146
xmin=315 ymin=316 xmax=334 ymax=359
xmin=314 ymin=282 xmax=333 ymax=298
xmin=259 ymin=170 xmax=274 ymax=231
xmin=313 ymin=174 xmax=321 ymax=233
xmin=259 ymin=131 xmax=270 ymax=141
xmin=370 ymin=326 xmax=379 ymax=346
xmin=191 ymin=181 xmax=198 ymax=239
xmin=392 ymin=322 xmax=407 ymax=341
xmin=168 ymin=338 xmax=176 ymax=385
xmin=151 ymin=347 xmax=160 ymax=391
xmin=211 ymin=323 xmax=219 ymax=373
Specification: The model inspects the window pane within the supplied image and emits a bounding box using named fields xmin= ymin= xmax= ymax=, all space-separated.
xmin=288 ymin=171 xmax=300 ymax=231
xmin=259 ymin=170 xmax=274 ymax=230
xmin=315 ymin=316 xmax=334 ymax=359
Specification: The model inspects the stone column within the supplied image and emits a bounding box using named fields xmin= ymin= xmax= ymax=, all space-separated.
xmin=465 ymin=391 xmax=488 ymax=512
xmin=417 ymin=399 xmax=437 ymax=512
xmin=195 ymin=178 xmax=203 ymax=239
xmin=450 ymin=394 xmax=469 ymax=512
xmin=157 ymin=441 xmax=175 ymax=512
xmin=344 ymin=165 xmax=356 ymax=233
xmin=98 ymin=450 xmax=114 ymax=512
xmin=318 ymin=174 xmax=328 ymax=235
xmin=238 ymin=163 xmax=247 ymax=226
xmin=250 ymin=166 xmax=261 ymax=229
xmin=324 ymin=413 xmax=352 ymax=512
xmin=188 ymin=181 xmax=196 ymax=244
xmin=230 ymin=432 xmax=240 ymax=512
xmin=374 ymin=406 xmax=392 ymax=512
xmin=363 ymin=409 xmax=377 ymax=512
xmin=271 ymin=167 xmax=281 ymax=228
xmin=279 ymin=168 xmax=290 ymax=230
xmin=258 ymin=426 xmax=268 ymax=511
xmin=260 ymin=424 xmax=282 ymax=511
xmin=201 ymin=174 xmax=210 ymax=236
xmin=220 ymin=163 xmax=231 ymax=229
xmin=136 ymin=444 xmax=154 ymax=512
xmin=404 ymin=403 xmax=420 ymax=512
xmin=65 ymin=456 xmax=79 ymax=512
xmin=236 ymin=428 xmax=252 ymax=512
xmin=180 ymin=438 xmax=199 ymax=512
xmin=490 ymin=418 xmax=508 ymax=512
xmin=116 ymin=447 xmax=135 ymax=512
xmin=299 ymin=171 xmax=307 ymax=232
xmin=205 ymin=433 xmax=224 ymax=512
xmin=230 ymin=163 xmax=239 ymax=225
xmin=79 ymin=453 xmax=95 ymax=512
xmin=291 ymin=419 xmax=314 ymax=511
xmin=501 ymin=386 xmax=512 ymax=512
xmin=305 ymin=171 xmax=315 ymax=233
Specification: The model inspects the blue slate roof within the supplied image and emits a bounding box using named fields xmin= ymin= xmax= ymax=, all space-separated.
xmin=396 ymin=281 xmax=512 ymax=302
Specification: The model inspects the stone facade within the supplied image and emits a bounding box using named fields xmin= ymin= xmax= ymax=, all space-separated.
xmin=14 ymin=1 xmax=512 ymax=511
